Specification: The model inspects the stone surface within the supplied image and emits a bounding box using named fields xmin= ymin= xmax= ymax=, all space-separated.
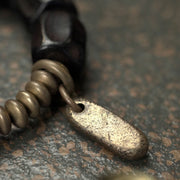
xmin=0 ymin=0 xmax=179 ymax=179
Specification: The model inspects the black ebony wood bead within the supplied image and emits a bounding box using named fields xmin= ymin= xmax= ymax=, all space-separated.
xmin=31 ymin=9 xmax=86 ymax=79
xmin=14 ymin=0 xmax=78 ymax=23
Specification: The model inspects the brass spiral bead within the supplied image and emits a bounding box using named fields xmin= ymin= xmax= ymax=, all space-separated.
xmin=32 ymin=60 xmax=74 ymax=94
xmin=16 ymin=91 xmax=40 ymax=118
xmin=31 ymin=70 xmax=58 ymax=94
xmin=25 ymin=81 xmax=51 ymax=107
xmin=0 ymin=60 xmax=74 ymax=135
xmin=5 ymin=100 xmax=28 ymax=128
xmin=0 ymin=107 xmax=11 ymax=135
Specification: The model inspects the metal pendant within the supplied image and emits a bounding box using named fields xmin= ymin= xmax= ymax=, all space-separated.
xmin=66 ymin=99 xmax=148 ymax=160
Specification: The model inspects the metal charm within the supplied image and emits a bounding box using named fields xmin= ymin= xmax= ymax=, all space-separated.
xmin=66 ymin=99 xmax=148 ymax=160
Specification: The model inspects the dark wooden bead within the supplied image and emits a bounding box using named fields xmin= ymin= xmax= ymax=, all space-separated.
xmin=31 ymin=9 xmax=86 ymax=79
xmin=14 ymin=0 xmax=78 ymax=23
xmin=0 ymin=0 xmax=10 ymax=7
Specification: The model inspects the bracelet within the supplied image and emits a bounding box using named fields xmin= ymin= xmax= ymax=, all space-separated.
xmin=0 ymin=0 xmax=148 ymax=161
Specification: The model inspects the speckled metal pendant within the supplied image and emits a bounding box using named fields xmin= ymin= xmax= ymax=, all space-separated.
xmin=66 ymin=99 xmax=149 ymax=160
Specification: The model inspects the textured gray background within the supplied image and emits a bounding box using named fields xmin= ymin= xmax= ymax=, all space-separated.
xmin=0 ymin=0 xmax=179 ymax=179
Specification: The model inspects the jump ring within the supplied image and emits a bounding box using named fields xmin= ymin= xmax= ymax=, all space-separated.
xmin=59 ymin=85 xmax=82 ymax=113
